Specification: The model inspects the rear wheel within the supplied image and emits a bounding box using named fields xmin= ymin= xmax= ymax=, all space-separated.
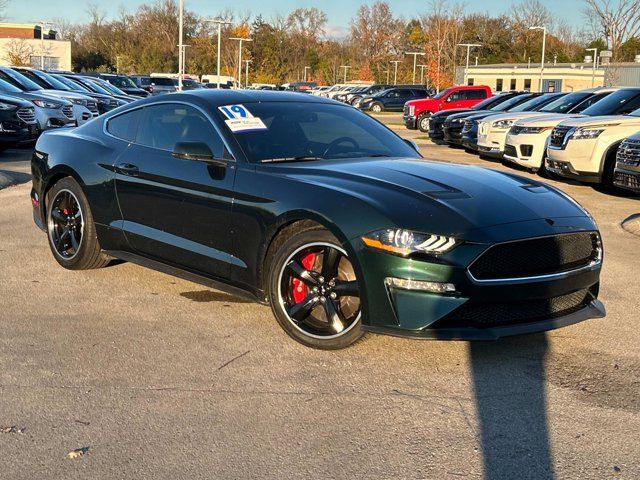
xmin=46 ymin=177 xmax=110 ymax=270
xmin=267 ymin=228 xmax=364 ymax=349
xmin=370 ymin=102 xmax=384 ymax=113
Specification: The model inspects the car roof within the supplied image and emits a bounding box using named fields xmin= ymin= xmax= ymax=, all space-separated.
xmin=141 ymin=89 xmax=339 ymax=107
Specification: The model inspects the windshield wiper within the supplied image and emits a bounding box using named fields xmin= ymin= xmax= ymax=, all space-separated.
xmin=261 ymin=156 xmax=324 ymax=163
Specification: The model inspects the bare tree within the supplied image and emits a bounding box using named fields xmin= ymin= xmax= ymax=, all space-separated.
xmin=4 ymin=39 xmax=34 ymax=66
xmin=584 ymin=0 xmax=640 ymax=59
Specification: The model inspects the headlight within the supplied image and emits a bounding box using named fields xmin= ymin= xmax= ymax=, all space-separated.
xmin=452 ymin=118 xmax=464 ymax=124
xmin=361 ymin=229 xmax=458 ymax=256
xmin=492 ymin=119 xmax=515 ymax=129
xmin=571 ymin=128 xmax=604 ymax=140
xmin=32 ymin=99 xmax=63 ymax=109
xmin=0 ymin=102 xmax=16 ymax=110
xmin=70 ymin=98 xmax=88 ymax=106
xmin=511 ymin=126 xmax=551 ymax=134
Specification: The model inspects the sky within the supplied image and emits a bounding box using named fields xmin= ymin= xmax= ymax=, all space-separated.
xmin=8 ymin=0 xmax=587 ymax=38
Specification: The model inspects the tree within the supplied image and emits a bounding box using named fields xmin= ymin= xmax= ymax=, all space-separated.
xmin=584 ymin=0 xmax=640 ymax=60
xmin=4 ymin=39 xmax=33 ymax=66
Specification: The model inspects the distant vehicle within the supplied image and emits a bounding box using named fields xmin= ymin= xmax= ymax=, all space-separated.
xmin=614 ymin=132 xmax=640 ymax=193
xmin=310 ymin=86 xmax=330 ymax=96
xmin=57 ymin=74 xmax=124 ymax=113
xmin=50 ymin=74 xmax=120 ymax=115
xmin=282 ymin=82 xmax=318 ymax=93
xmin=348 ymin=85 xmax=393 ymax=107
xmin=404 ymin=85 xmax=492 ymax=132
xmin=200 ymin=75 xmax=236 ymax=89
xmin=173 ymin=78 xmax=203 ymax=91
xmin=248 ymin=83 xmax=278 ymax=90
xmin=0 ymin=93 xmax=38 ymax=150
xmin=84 ymin=77 xmax=137 ymax=103
xmin=546 ymin=88 xmax=640 ymax=188
xmin=142 ymin=76 xmax=177 ymax=96
xmin=82 ymin=73 xmax=149 ymax=98
xmin=358 ymin=87 xmax=430 ymax=112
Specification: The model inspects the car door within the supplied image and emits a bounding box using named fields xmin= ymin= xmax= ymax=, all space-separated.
xmin=112 ymin=101 xmax=237 ymax=280
xmin=444 ymin=90 xmax=467 ymax=110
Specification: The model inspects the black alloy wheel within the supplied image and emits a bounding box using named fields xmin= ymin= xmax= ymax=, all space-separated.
xmin=48 ymin=189 xmax=83 ymax=260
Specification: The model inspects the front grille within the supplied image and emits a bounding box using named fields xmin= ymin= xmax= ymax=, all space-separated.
xmin=616 ymin=138 xmax=640 ymax=167
xmin=16 ymin=107 xmax=36 ymax=123
xmin=62 ymin=105 xmax=74 ymax=119
xmin=550 ymin=125 xmax=572 ymax=147
xmin=87 ymin=101 xmax=99 ymax=114
xmin=504 ymin=144 xmax=518 ymax=157
xmin=462 ymin=119 xmax=474 ymax=132
xmin=614 ymin=171 xmax=640 ymax=190
xmin=437 ymin=288 xmax=595 ymax=329
xmin=469 ymin=232 xmax=600 ymax=281
xmin=109 ymin=99 xmax=118 ymax=107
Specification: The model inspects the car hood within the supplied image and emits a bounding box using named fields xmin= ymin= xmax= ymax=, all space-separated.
xmin=515 ymin=113 xmax=584 ymax=127
xmin=269 ymin=158 xmax=588 ymax=237
xmin=38 ymin=89 xmax=93 ymax=102
xmin=431 ymin=108 xmax=471 ymax=119
xmin=480 ymin=112 xmax=552 ymax=124
xmin=0 ymin=93 xmax=32 ymax=108
xmin=558 ymin=115 xmax=640 ymax=128
xmin=7 ymin=91 xmax=72 ymax=105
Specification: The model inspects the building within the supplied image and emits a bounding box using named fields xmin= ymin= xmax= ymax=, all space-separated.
xmin=0 ymin=23 xmax=71 ymax=71
xmin=455 ymin=63 xmax=605 ymax=92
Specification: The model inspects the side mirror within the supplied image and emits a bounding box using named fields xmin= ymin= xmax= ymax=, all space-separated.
xmin=404 ymin=138 xmax=420 ymax=153
xmin=172 ymin=142 xmax=215 ymax=161
xmin=445 ymin=96 xmax=452 ymax=102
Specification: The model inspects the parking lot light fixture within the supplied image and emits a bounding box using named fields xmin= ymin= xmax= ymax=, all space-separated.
xmin=340 ymin=65 xmax=351 ymax=83
xmin=390 ymin=60 xmax=402 ymax=85
xmin=405 ymin=52 xmax=426 ymax=84
xmin=244 ymin=60 xmax=251 ymax=87
xmin=178 ymin=0 xmax=183 ymax=91
xmin=417 ymin=64 xmax=427 ymax=85
xmin=203 ymin=18 xmax=233 ymax=89
xmin=586 ymin=47 xmax=598 ymax=87
xmin=30 ymin=20 xmax=52 ymax=70
xmin=457 ymin=43 xmax=481 ymax=86
xmin=229 ymin=37 xmax=253 ymax=88
xmin=529 ymin=26 xmax=547 ymax=92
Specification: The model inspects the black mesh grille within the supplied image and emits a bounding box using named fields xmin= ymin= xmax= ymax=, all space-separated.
xmin=550 ymin=125 xmax=572 ymax=147
xmin=614 ymin=172 xmax=640 ymax=190
xmin=616 ymin=139 xmax=640 ymax=167
xmin=62 ymin=105 xmax=74 ymax=119
xmin=438 ymin=288 xmax=595 ymax=329
xmin=469 ymin=232 xmax=600 ymax=281
xmin=16 ymin=107 xmax=35 ymax=123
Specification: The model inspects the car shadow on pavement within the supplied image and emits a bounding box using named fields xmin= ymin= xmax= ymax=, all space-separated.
xmin=0 ymin=169 xmax=31 ymax=187
xmin=470 ymin=333 xmax=554 ymax=480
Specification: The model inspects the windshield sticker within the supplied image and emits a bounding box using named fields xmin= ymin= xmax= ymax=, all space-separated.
xmin=225 ymin=117 xmax=267 ymax=133
xmin=218 ymin=104 xmax=254 ymax=119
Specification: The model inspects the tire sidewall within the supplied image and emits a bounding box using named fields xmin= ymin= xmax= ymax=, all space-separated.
xmin=267 ymin=228 xmax=364 ymax=350
xmin=371 ymin=103 xmax=383 ymax=113
xmin=418 ymin=113 xmax=431 ymax=132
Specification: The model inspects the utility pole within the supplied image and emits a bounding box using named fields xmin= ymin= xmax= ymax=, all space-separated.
xmin=417 ymin=64 xmax=427 ymax=85
xmin=529 ymin=26 xmax=547 ymax=92
xmin=31 ymin=21 xmax=51 ymax=69
xmin=204 ymin=18 xmax=232 ymax=89
xmin=457 ymin=43 xmax=481 ymax=85
xmin=229 ymin=37 xmax=252 ymax=88
xmin=383 ymin=69 xmax=390 ymax=84
xmin=304 ymin=66 xmax=311 ymax=82
xmin=405 ymin=51 xmax=425 ymax=84
xmin=586 ymin=47 xmax=598 ymax=87
xmin=339 ymin=65 xmax=351 ymax=83
xmin=178 ymin=0 xmax=184 ymax=91
xmin=390 ymin=60 xmax=402 ymax=85
xmin=244 ymin=60 xmax=251 ymax=87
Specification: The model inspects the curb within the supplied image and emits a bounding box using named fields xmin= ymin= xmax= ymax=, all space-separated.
xmin=621 ymin=214 xmax=640 ymax=237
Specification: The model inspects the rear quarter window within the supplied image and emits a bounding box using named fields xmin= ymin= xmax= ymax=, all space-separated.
xmin=106 ymin=109 xmax=142 ymax=142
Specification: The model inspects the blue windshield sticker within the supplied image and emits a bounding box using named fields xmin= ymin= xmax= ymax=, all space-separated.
xmin=218 ymin=104 xmax=254 ymax=119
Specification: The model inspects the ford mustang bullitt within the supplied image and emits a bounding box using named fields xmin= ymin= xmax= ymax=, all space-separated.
xmin=31 ymin=90 xmax=605 ymax=349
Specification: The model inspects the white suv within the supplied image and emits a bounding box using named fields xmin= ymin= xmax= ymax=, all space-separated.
xmin=503 ymin=88 xmax=619 ymax=172
xmin=546 ymin=88 xmax=640 ymax=186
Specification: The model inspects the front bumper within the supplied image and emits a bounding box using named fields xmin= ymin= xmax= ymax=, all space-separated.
xmin=0 ymin=121 xmax=38 ymax=145
xmin=403 ymin=115 xmax=417 ymax=129
xmin=503 ymin=132 xmax=548 ymax=170
xmin=477 ymin=130 xmax=509 ymax=158
xmin=613 ymin=166 xmax=640 ymax=192
xmin=352 ymin=218 xmax=604 ymax=340
xmin=546 ymin=138 xmax=600 ymax=182
xmin=35 ymin=109 xmax=76 ymax=131
xmin=443 ymin=125 xmax=464 ymax=145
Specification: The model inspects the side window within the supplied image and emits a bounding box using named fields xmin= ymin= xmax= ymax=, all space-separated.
xmin=448 ymin=91 xmax=463 ymax=101
xmin=412 ymin=89 xmax=427 ymax=97
xmin=107 ymin=109 xmax=142 ymax=142
xmin=395 ymin=89 xmax=411 ymax=97
xmin=136 ymin=103 xmax=224 ymax=157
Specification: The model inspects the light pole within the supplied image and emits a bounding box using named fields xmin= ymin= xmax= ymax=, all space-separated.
xmin=229 ymin=37 xmax=252 ymax=88
xmin=178 ymin=0 xmax=184 ymax=91
xmin=405 ymin=51 xmax=425 ymax=84
xmin=586 ymin=47 xmax=598 ymax=87
xmin=31 ymin=21 xmax=52 ymax=69
xmin=390 ymin=60 xmax=402 ymax=85
xmin=304 ymin=66 xmax=311 ymax=82
xmin=457 ymin=43 xmax=481 ymax=85
xmin=529 ymin=26 xmax=547 ymax=92
xmin=418 ymin=64 xmax=427 ymax=85
xmin=204 ymin=18 xmax=232 ymax=89
xmin=383 ymin=69 xmax=390 ymax=84
xmin=339 ymin=65 xmax=351 ymax=83
xmin=244 ymin=60 xmax=251 ymax=87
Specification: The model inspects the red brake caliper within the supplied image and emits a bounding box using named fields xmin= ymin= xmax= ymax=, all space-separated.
xmin=292 ymin=253 xmax=316 ymax=303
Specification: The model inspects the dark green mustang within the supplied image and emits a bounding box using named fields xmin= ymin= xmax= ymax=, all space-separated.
xmin=31 ymin=90 xmax=605 ymax=349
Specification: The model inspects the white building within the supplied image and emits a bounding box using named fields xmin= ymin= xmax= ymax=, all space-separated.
xmin=0 ymin=23 xmax=71 ymax=71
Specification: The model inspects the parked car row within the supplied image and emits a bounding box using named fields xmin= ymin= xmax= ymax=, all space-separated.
xmin=405 ymin=85 xmax=640 ymax=195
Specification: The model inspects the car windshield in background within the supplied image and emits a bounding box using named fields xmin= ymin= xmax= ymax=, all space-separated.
xmin=538 ymin=92 xmax=591 ymax=113
xmin=0 ymin=78 xmax=24 ymax=94
xmin=225 ymin=102 xmax=420 ymax=163
xmin=54 ymin=75 xmax=91 ymax=93
xmin=491 ymin=94 xmax=535 ymax=111
xmin=151 ymin=77 xmax=175 ymax=86
xmin=508 ymin=93 xmax=564 ymax=112
xmin=108 ymin=76 xmax=137 ymax=88
xmin=95 ymin=80 xmax=126 ymax=95
xmin=80 ymin=79 xmax=112 ymax=95
xmin=0 ymin=68 xmax=41 ymax=92
xmin=581 ymin=89 xmax=640 ymax=116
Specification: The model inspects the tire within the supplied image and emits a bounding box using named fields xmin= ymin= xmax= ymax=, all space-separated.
xmin=601 ymin=147 xmax=619 ymax=190
xmin=267 ymin=227 xmax=364 ymax=349
xmin=370 ymin=103 xmax=384 ymax=113
xmin=45 ymin=177 xmax=110 ymax=270
xmin=417 ymin=113 xmax=431 ymax=132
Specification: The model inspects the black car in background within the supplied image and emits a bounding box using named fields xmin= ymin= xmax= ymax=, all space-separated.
xmin=57 ymin=74 xmax=122 ymax=114
xmin=84 ymin=73 xmax=149 ymax=97
xmin=347 ymin=84 xmax=392 ymax=106
xmin=426 ymin=92 xmax=528 ymax=143
xmin=50 ymin=73 xmax=120 ymax=115
xmin=358 ymin=87 xmax=429 ymax=112
xmin=0 ymin=93 xmax=38 ymax=150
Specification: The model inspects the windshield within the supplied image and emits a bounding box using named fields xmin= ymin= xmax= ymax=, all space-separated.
xmin=77 ymin=78 xmax=112 ymax=95
xmin=508 ymin=93 xmax=564 ymax=112
xmin=473 ymin=94 xmax=512 ymax=110
xmin=106 ymin=76 xmax=137 ymax=89
xmin=0 ymin=78 xmax=23 ymax=94
xmin=95 ymin=79 xmax=126 ymax=95
xmin=491 ymin=94 xmax=536 ymax=111
xmin=31 ymin=70 xmax=71 ymax=91
xmin=581 ymin=89 xmax=640 ymax=116
xmin=0 ymin=68 xmax=41 ymax=91
xmin=54 ymin=75 xmax=91 ymax=93
xmin=225 ymin=102 xmax=420 ymax=163
xmin=432 ymin=88 xmax=452 ymax=100
xmin=539 ymin=92 xmax=590 ymax=113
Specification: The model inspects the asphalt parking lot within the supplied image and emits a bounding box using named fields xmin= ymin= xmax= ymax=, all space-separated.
xmin=1 ymin=117 xmax=639 ymax=479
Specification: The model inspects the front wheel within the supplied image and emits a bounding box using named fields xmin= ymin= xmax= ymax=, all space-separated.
xmin=417 ymin=112 xmax=431 ymax=132
xmin=370 ymin=103 xmax=384 ymax=113
xmin=267 ymin=228 xmax=364 ymax=349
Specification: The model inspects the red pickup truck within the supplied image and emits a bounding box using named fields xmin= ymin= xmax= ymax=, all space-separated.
xmin=404 ymin=85 xmax=492 ymax=132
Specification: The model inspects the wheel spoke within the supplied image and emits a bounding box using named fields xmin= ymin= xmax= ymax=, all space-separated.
xmin=56 ymin=228 xmax=70 ymax=251
xmin=51 ymin=209 xmax=65 ymax=223
xmin=286 ymin=260 xmax=318 ymax=286
xmin=323 ymin=299 xmax=344 ymax=333
xmin=332 ymin=280 xmax=359 ymax=298
xmin=321 ymin=247 xmax=340 ymax=280
xmin=287 ymin=293 xmax=319 ymax=321
xmin=74 ymin=210 xmax=82 ymax=220
xmin=69 ymin=230 xmax=80 ymax=251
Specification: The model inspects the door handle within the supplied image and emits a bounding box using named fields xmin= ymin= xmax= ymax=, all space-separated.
xmin=117 ymin=163 xmax=139 ymax=176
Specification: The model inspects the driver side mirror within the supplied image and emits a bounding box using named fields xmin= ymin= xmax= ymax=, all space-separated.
xmin=445 ymin=96 xmax=452 ymax=102
xmin=173 ymin=142 xmax=216 ymax=162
